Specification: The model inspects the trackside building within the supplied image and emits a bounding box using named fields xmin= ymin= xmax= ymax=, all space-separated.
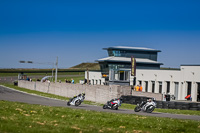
xmin=85 ymin=46 xmax=200 ymax=102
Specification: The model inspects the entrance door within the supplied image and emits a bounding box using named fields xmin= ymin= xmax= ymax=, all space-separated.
xmin=174 ymin=82 xmax=179 ymax=100
xmin=119 ymin=71 xmax=129 ymax=81
xmin=119 ymin=71 xmax=124 ymax=80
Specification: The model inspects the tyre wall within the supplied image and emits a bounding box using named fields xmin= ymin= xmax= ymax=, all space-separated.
xmin=122 ymin=95 xmax=200 ymax=110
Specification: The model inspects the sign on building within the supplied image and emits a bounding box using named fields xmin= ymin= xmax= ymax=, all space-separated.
xmin=131 ymin=56 xmax=136 ymax=76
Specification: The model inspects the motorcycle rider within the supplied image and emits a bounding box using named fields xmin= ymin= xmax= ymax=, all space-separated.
xmin=140 ymin=98 xmax=155 ymax=107
xmin=107 ymin=98 xmax=122 ymax=107
xmin=107 ymin=99 xmax=114 ymax=106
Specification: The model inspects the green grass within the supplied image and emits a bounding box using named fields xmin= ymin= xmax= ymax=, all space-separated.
xmin=1 ymin=84 xmax=101 ymax=106
xmin=1 ymin=84 xmax=70 ymax=101
xmin=2 ymin=84 xmax=200 ymax=116
xmin=0 ymin=100 xmax=200 ymax=133
xmin=0 ymin=72 xmax=84 ymax=77
xmin=70 ymin=62 xmax=100 ymax=70
xmin=154 ymin=108 xmax=200 ymax=116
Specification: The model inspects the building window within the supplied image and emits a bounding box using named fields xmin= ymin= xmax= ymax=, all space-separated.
xmin=166 ymin=81 xmax=170 ymax=93
xmin=152 ymin=81 xmax=155 ymax=93
xmin=187 ymin=82 xmax=192 ymax=95
xmin=145 ymin=81 xmax=148 ymax=92
xmin=159 ymin=82 xmax=162 ymax=93
xmin=197 ymin=83 xmax=200 ymax=102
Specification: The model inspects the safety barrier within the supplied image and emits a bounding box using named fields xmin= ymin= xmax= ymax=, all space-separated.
xmin=122 ymin=95 xmax=200 ymax=110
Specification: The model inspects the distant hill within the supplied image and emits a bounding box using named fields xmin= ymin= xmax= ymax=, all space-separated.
xmin=0 ymin=63 xmax=100 ymax=73
xmin=69 ymin=62 xmax=100 ymax=70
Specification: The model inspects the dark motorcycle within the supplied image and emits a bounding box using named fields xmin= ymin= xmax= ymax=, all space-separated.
xmin=103 ymin=98 xmax=122 ymax=110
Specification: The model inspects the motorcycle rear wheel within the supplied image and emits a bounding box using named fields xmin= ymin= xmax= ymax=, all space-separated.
xmin=134 ymin=106 xmax=141 ymax=112
xmin=111 ymin=105 xmax=118 ymax=110
xmin=75 ymin=100 xmax=81 ymax=106
xmin=146 ymin=106 xmax=155 ymax=113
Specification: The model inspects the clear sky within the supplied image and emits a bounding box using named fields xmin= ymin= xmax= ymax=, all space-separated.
xmin=0 ymin=0 xmax=200 ymax=68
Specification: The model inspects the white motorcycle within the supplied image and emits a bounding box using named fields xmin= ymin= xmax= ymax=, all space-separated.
xmin=67 ymin=93 xmax=85 ymax=106
xmin=134 ymin=98 xmax=156 ymax=113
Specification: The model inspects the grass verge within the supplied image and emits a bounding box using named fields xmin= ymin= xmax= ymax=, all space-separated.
xmin=0 ymin=72 xmax=85 ymax=77
xmin=1 ymin=84 xmax=200 ymax=116
xmin=0 ymin=100 xmax=200 ymax=133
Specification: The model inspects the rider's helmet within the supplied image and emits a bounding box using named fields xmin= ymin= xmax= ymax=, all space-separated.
xmin=82 ymin=92 xmax=85 ymax=96
xmin=73 ymin=95 xmax=77 ymax=98
xmin=147 ymin=98 xmax=152 ymax=102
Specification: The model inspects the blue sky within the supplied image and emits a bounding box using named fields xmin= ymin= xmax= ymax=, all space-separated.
xmin=0 ymin=0 xmax=200 ymax=68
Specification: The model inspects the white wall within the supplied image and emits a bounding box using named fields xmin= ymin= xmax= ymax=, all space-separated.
xmin=85 ymin=71 xmax=105 ymax=85
xmin=87 ymin=65 xmax=200 ymax=102
xmin=135 ymin=66 xmax=200 ymax=102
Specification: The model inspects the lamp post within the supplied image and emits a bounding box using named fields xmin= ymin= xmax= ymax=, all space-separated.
xmin=55 ymin=57 xmax=58 ymax=83
xmin=19 ymin=58 xmax=58 ymax=82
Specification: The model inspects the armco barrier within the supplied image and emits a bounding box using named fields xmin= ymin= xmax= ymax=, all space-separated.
xmin=122 ymin=95 xmax=200 ymax=110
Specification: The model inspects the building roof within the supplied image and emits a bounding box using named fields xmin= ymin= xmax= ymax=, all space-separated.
xmin=181 ymin=64 xmax=200 ymax=66
xmin=103 ymin=46 xmax=161 ymax=52
xmin=96 ymin=56 xmax=163 ymax=65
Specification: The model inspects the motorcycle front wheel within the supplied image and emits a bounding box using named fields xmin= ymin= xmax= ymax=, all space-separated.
xmin=134 ymin=106 xmax=141 ymax=112
xmin=146 ymin=105 xmax=155 ymax=113
xmin=67 ymin=101 xmax=70 ymax=106
xmin=103 ymin=105 xmax=107 ymax=109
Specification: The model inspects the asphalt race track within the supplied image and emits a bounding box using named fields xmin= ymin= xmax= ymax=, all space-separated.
xmin=0 ymin=85 xmax=200 ymax=121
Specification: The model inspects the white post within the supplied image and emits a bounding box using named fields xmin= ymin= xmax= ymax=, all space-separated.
xmin=148 ymin=81 xmax=152 ymax=92
xmin=191 ymin=72 xmax=197 ymax=102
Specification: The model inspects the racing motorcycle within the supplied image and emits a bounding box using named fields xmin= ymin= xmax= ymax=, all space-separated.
xmin=67 ymin=93 xmax=85 ymax=106
xmin=103 ymin=98 xmax=122 ymax=110
xmin=134 ymin=98 xmax=156 ymax=113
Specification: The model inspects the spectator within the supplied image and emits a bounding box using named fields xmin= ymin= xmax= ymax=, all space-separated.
xmin=139 ymin=85 xmax=143 ymax=91
xmin=135 ymin=85 xmax=140 ymax=91
xmin=71 ymin=78 xmax=74 ymax=84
